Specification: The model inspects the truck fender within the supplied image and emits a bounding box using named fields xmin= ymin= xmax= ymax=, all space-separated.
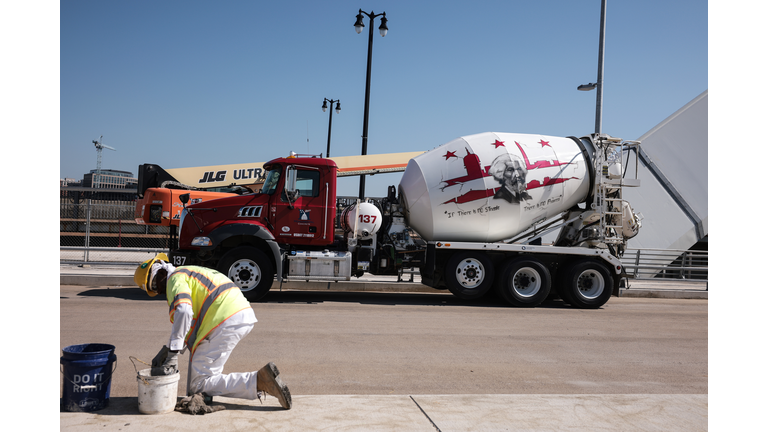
xmin=206 ymin=223 xmax=283 ymax=283
xmin=206 ymin=222 xmax=275 ymax=247
xmin=266 ymin=239 xmax=283 ymax=284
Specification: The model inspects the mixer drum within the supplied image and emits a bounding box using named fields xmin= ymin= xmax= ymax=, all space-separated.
xmin=399 ymin=132 xmax=594 ymax=242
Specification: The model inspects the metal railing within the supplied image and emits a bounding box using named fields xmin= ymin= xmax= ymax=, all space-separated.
xmin=621 ymin=248 xmax=708 ymax=281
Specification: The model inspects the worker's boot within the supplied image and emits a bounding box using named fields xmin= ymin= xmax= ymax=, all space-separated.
xmin=256 ymin=362 xmax=292 ymax=409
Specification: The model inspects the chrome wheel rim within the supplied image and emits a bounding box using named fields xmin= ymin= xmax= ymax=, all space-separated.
xmin=512 ymin=267 xmax=541 ymax=298
xmin=228 ymin=259 xmax=262 ymax=292
xmin=455 ymin=258 xmax=486 ymax=289
xmin=576 ymin=270 xmax=604 ymax=299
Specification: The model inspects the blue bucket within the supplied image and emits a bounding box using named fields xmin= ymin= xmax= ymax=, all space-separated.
xmin=60 ymin=343 xmax=117 ymax=412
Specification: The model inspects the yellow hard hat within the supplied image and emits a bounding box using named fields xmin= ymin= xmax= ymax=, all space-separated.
xmin=134 ymin=253 xmax=169 ymax=296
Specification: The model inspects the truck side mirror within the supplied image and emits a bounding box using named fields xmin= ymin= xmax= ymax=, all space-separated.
xmin=179 ymin=193 xmax=190 ymax=205
xmin=285 ymin=166 xmax=299 ymax=201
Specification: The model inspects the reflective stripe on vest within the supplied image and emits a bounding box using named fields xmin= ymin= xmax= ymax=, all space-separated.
xmin=170 ymin=292 xmax=192 ymax=315
xmin=174 ymin=268 xmax=241 ymax=352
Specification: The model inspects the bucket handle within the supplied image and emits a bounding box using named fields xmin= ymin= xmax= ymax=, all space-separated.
xmin=129 ymin=356 xmax=153 ymax=385
xmin=60 ymin=359 xmax=118 ymax=388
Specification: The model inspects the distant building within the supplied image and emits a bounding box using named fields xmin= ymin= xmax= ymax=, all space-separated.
xmin=82 ymin=169 xmax=137 ymax=189
xmin=61 ymin=169 xmax=138 ymax=204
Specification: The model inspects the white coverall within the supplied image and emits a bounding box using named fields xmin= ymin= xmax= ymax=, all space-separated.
xmin=171 ymin=304 xmax=259 ymax=398
xmin=156 ymin=262 xmax=261 ymax=399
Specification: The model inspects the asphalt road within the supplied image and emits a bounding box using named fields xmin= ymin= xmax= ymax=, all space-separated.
xmin=60 ymin=285 xmax=707 ymax=398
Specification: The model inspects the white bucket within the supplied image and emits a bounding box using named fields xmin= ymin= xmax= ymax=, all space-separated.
xmin=136 ymin=368 xmax=180 ymax=414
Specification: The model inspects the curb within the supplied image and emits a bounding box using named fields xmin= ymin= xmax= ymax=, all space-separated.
xmin=60 ymin=275 xmax=137 ymax=287
xmin=618 ymin=289 xmax=708 ymax=299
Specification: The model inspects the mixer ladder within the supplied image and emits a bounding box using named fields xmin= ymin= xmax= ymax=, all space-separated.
xmin=592 ymin=137 xmax=641 ymax=246
xmin=595 ymin=184 xmax=625 ymax=244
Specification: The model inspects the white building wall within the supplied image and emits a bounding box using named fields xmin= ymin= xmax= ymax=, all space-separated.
xmin=624 ymin=90 xmax=708 ymax=250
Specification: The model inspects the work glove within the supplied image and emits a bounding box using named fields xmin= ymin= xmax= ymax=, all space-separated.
xmin=175 ymin=393 xmax=226 ymax=415
xmin=151 ymin=345 xmax=179 ymax=376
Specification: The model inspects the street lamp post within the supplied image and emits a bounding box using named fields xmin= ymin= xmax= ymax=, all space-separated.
xmin=354 ymin=9 xmax=388 ymax=200
xmin=578 ymin=0 xmax=607 ymax=136
xmin=322 ymin=98 xmax=341 ymax=158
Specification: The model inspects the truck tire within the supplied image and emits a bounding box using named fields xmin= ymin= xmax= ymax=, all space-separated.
xmin=444 ymin=252 xmax=495 ymax=300
xmin=559 ymin=260 xmax=613 ymax=309
xmin=494 ymin=257 xmax=551 ymax=307
xmin=218 ymin=246 xmax=275 ymax=302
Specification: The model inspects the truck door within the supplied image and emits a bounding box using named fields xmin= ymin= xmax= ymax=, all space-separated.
xmin=270 ymin=166 xmax=330 ymax=246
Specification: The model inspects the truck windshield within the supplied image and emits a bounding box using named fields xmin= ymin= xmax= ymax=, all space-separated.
xmin=262 ymin=168 xmax=281 ymax=195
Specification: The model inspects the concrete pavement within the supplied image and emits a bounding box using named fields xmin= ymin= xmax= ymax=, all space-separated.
xmin=60 ymin=394 xmax=707 ymax=431
xmin=60 ymin=264 xmax=708 ymax=430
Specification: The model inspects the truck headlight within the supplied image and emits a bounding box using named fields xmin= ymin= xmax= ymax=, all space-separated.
xmin=191 ymin=237 xmax=212 ymax=247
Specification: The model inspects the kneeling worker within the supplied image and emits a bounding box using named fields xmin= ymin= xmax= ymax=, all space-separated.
xmin=134 ymin=253 xmax=291 ymax=409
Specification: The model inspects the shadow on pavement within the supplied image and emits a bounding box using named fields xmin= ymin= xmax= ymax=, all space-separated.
xmin=261 ymin=290 xmax=571 ymax=309
xmin=68 ymin=285 xmax=573 ymax=309
xmin=61 ymin=397 xmax=141 ymax=415
xmin=60 ymin=397 xmax=282 ymax=416
xmin=70 ymin=287 xmax=166 ymax=301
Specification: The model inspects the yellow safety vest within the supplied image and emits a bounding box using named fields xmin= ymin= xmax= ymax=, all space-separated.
xmin=166 ymin=266 xmax=252 ymax=355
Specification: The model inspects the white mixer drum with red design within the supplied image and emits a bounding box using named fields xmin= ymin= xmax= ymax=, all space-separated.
xmin=398 ymin=132 xmax=596 ymax=242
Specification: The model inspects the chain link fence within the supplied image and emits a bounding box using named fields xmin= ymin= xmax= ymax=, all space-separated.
xmin=60 ymin=197 xmax=171 ymax=264
xmin=61 ymin=199 xmax=171 ymax=249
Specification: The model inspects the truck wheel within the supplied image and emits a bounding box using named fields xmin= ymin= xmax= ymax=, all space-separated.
xmin=494 ymin=258 xmax=551 ymax=307
xmin=444 ymin=252 xmax=494 ymax=300
xmin=559 ymin=260 xmax=613 ymax=309
xmin=218 ymin=246 xmax=275 ymax=302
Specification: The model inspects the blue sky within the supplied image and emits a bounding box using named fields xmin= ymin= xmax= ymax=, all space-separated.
xmin=7 ymin=2 xmax=768 ymax=425
xmin=56 ymin=0 xmax=707 ymax=196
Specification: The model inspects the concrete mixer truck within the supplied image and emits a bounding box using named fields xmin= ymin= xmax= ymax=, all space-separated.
xmin=167 ymin=132 xmax=642 ymax=309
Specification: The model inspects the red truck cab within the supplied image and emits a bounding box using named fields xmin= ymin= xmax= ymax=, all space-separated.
xmin=177 ymin=155 xmax=338 ymax=250
xmin=171 ymin=154 xmax=339 ymax=298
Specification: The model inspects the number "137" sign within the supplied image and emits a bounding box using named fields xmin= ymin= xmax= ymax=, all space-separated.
xmin=359 ymin=214 xmax=377 ymax=224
